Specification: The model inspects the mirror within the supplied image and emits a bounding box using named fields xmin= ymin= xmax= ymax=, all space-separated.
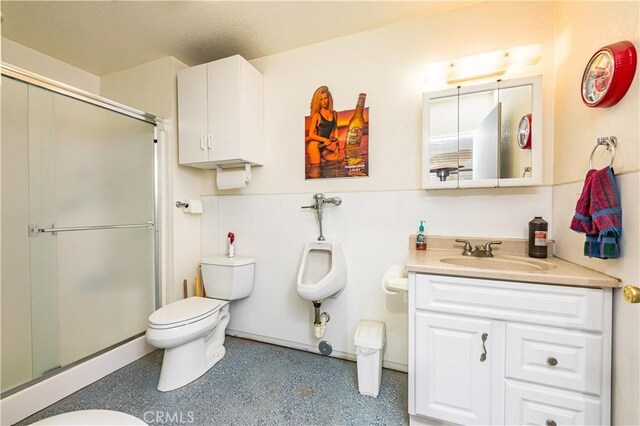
xmin=499 ymin=84 xmax=532 ymax=180
xmin=422 ymin=76 xmax=541 ymax=189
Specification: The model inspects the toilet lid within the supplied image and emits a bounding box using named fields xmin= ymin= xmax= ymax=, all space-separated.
xmin=31 ymin=410 xmax=146 ymax=425
xmin=148 ymin=297 xmax=227 ymax=328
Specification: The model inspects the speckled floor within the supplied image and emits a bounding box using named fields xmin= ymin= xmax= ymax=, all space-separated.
xmin=18 ymin=337 xmax=409 ymax=426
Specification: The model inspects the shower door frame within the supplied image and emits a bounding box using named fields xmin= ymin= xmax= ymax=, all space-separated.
xmin=1 ymin=62 xmax=162 ymax=385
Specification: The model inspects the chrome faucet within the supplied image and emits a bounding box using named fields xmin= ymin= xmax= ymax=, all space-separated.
xmin=455 ymin=239 xmax=502 ymax=257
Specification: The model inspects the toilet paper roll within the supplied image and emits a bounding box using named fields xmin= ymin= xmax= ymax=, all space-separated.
xmin=217 ymin=168 xmax=250 ymax=190
xmin=381 ymin=264 xmax=408 ymax=295
xmin=183 ymin=199 xmax=203 ymax=214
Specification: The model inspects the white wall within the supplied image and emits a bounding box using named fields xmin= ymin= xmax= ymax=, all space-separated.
xmin=551 ymin=2 xmax=639 ymax=424
xmin=2 ymin=37 xmax=100 ymax=94
xmin=202 ymin=188 xmax=552 ymax=368
xmin=101 ymin=57 xmax=200 ymax=305
xmin=553 ymin=3 xmax=639 ymax=182
xmin=201 ymin=1 xmax=556 ymax=195
xmin=194 ymin=1 xmax=559 ymax=371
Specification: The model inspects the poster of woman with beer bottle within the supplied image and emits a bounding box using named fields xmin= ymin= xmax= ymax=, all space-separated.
xmin=305 ymin=86 xmax=369 ymax=179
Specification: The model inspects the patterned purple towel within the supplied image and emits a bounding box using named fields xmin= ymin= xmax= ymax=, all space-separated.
xmin=570 ymin=166 xmax=621 ymax=259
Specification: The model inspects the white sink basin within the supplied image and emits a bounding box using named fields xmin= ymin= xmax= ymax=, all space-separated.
xmin=439 ymin=256 xmax=556 ymax=273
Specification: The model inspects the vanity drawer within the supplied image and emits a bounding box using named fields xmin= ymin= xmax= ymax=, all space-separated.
xmin=415 ymin=274 xmax=604 ymax=332
xmin=505 ymin=380 xmax=603 ymax=426
xmin=506 ymin=323 xmax=602 ymax=395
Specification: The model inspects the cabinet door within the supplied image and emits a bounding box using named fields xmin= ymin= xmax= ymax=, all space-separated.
xmin=207 ymin=56 xmax=242 ymax=162
xmin=178 ymin=64 xmax=209 ymax=165
xmin=415 ymin=312 xmax=493 ymax=425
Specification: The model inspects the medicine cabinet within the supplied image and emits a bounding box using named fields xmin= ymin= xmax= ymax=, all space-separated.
xmin=422 ymin=76 xmax=542 ymax=189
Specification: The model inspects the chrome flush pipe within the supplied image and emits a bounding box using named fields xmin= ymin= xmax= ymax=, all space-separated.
xmin=313 ymin=301 xmax=330 ymax=339
xmin=301 ymin=193 xmax=342 ymax=241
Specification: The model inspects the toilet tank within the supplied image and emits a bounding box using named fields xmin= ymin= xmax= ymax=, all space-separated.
xmin=200 ymin=255 xmax=255 ymax=300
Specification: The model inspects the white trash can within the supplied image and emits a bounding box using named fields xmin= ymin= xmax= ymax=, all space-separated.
xmin=354 ymin=319 xmax=386 ymax=397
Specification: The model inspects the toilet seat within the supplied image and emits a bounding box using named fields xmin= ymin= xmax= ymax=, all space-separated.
xmin=148 ymin=297 xmax=228 ymax=330
xmin=31 ymin=410 xmax=146 ymax=425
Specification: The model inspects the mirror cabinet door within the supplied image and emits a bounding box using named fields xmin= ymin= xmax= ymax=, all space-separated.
xmin=458 ymin=88 xmax=499 ymax=188
xmin=498 ymin=84 xmax=533 ymax=182
xmin=425 ymin=94 xmax=459 ymax=188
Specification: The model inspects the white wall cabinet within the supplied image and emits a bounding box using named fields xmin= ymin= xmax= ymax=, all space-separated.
xmin=178 ymin=55 xmax=264 ymax=168
xmin=409 ymin=274 xmax=612 ymax=426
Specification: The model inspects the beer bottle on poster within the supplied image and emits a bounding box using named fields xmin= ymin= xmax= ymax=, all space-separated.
xmin=345 ymin=93 xmax=366 ymax=146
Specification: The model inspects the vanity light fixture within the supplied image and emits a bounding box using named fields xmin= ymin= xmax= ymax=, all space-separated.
xmin=423 ymin=44 xmax=542 ymax=89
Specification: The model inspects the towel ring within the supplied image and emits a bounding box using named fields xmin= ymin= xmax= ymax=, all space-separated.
xmin=589 ymin=136 xmax=617 ymax=169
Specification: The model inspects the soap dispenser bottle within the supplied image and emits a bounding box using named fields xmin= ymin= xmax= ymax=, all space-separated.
xmin=416 ymin=221 xmax=426 ymax=251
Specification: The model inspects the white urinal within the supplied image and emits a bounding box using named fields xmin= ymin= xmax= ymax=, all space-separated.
xmin=296 ymin=240 xmax=347 ymax=301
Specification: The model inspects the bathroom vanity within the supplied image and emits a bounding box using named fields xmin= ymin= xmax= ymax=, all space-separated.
xmin=406 ymin=237 xmax=620 ymax=426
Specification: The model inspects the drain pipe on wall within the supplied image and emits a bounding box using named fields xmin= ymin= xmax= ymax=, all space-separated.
xmin=313 ymin=301 xmax=330 ymax=339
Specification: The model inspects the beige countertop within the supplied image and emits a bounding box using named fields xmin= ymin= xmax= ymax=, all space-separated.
xmin=406 ymin=236 xmax=621 ymax=289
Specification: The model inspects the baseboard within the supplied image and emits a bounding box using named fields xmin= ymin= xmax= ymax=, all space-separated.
xmin=0 ymin=336 xmax=155 ymax=425
xmin=410 ymin=414 xmax=443 ymax=425
xmin=226 ymin=329 xmax=408 ymax=373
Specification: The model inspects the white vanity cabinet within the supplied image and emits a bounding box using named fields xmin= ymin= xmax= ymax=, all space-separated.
xmin=178 ymin=55 xmax=264 ymax=168
xmin=408 ymin=273 xmax=612 ymax=426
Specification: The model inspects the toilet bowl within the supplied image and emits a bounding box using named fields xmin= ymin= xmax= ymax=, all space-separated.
xmin=147 ymin=297 xmax=230 ymax=391
xmin=146 ymin=255 xmax=254 ymax=391
xmin=296 ymin=240 xmax=347 ymax=301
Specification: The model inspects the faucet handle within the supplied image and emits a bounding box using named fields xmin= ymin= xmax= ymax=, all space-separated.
xmin=455 ymin=239 xmax=473 ymax=256
xmin=484 ymin=241 xmax=502 ymax=255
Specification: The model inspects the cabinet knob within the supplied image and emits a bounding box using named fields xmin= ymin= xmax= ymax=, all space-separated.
xmin=200 ymin=135 xmax=206 ymax=150
xmin=546 ymin=420 xmax=557 ymax=426
xmin=547 ymin=357 xmax=558 ymax=366
xmin=207 ymin=134 xmax=213 ymax=150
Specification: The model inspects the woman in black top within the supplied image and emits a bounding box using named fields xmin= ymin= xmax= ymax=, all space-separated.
xmin=307 ymin=86 xmax=344 ymax=164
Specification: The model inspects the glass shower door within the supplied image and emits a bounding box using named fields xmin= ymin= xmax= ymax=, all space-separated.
xmin=28 ymin=85 xmax=157 ymax=375
xmin=0 ymin=77 xmax=157 ymax=389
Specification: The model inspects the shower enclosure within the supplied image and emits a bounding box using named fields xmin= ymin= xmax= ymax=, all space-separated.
xmin=1 ymin=65 xmax=159 ymax=395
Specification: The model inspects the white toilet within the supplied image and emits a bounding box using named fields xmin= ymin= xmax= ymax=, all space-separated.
xmin=31 ymin=410 xmax=146 ymax=425
xmin=146 ymin=255 xmax=255 ymax=392
xmin=296 ymin=240 xmax=346 ymax=301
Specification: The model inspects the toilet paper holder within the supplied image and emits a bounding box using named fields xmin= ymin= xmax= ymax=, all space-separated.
xmin=175 ymin=199 xmax=204 ymax=214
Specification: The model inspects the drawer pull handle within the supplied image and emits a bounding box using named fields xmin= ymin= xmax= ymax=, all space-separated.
xmin=547 ymin=357 xmax=558 ymax=366
xmin=480 ymin=333 xmax=488 ymax=362
xmin=546 ymin=420 xmax=557 ymax=426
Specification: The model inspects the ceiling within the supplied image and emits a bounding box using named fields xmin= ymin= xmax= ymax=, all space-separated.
xmin=1 ymin=1 xmax=473 ymax=76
